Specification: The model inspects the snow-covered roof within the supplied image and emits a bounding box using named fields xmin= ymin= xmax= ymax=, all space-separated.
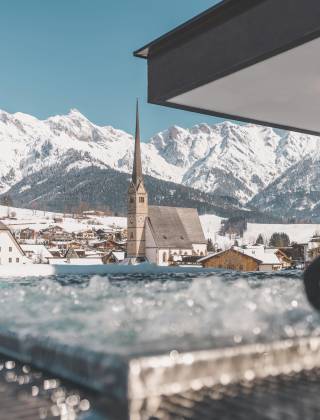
xmin=20 ymin=244 xmax=53 ymax=258
xmin=235 ymin=246 xmax=281 ymax=265
xmin=112 ymin=251 xmax=125 ymax=261
xmin=199 ymin=246 xmax=281 ymax=266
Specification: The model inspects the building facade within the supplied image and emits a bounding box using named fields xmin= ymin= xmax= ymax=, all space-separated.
xmin=0 ymin=222 xmax=26 ymax=265
xmin=200 ymin=246 xmax=283 ymax=272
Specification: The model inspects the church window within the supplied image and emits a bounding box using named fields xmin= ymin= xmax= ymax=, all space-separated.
xmin=16 ymin=258 xmax=19 ymax=263
xmin=130 ymin=233 xmax=134 ymax=239
xmin=130 ymin=197 xmax=134 ymax=203
xmin=200 ymin=251 xmax=204 ymax=256
xmin=163 ymin=252 xmax=167 ymax=263
xmin=9 ymin=247 xmax=12 ymax=252
xmin=139 ymin=197 xmax=145 ymax=203
xmin=8 ymin=258 xmax=12 ymax=263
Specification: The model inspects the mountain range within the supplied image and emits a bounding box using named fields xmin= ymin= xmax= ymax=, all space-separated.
xmin=0 ymin=108 xmax=319 ymax=220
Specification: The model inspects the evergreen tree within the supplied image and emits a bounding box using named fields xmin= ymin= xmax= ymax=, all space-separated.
xmin=256 ymin=234 xmax=264 ymax=245
xmin=207 ymin=238 xmax=215 ymax=252
xmin=269 ymin=232 xmax=290 ymax=247
xmin=0 ymin=194 xmax=13 ymax=207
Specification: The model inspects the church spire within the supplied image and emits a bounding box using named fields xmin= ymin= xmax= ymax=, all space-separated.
xmin=132 ymin=100 xmax=143 ymax=187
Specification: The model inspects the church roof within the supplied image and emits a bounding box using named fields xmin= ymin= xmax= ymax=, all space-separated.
xmin=148 ymin=206 xmax=206 ymax=249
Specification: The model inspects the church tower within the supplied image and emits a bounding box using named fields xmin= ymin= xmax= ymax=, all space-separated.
xmin=127 ymin=101 xmax=148 ymax=259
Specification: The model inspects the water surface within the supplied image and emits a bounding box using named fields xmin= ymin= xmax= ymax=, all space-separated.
xmin=0 ymin=270 xmax=317 ymax=354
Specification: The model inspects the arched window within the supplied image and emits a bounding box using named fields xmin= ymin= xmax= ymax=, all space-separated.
xmin=200 ymin=251 xmax=204 ymax=256
xmin=130 ymin=232 xmax=134 ymax=239
xmin=163 ymin=252 xmax=167 ymax=263
xmin=139 ymin=197 xmax=145 ymax=203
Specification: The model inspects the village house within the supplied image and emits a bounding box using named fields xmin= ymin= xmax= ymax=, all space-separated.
xmin=50 ymin=248 xmax=103 ymax=265
xmin=47 ymin=248 xmax=62 ymax=258
xmin=126 ymin=104 xmax=207 ymax=266
xmin=277 ymin=244 xmax=306 ymax=269
xmin=103 ymin=251 xmax=125 ymax=264
xmin=199 ymin=246 xmax=283 ymax=272
xmin=90 ymin=239 xmax=125 ymax=252
xmin=64 ymin=248 xmax=86 ymax=259
xmin=0 ymin=222 xmax=26 ymax=265
xmin=306 ymin=235 xmax=320 ymax=264
xmin=19 ymin=227 xmax=37 ymax=241
xmin=40 ymin=226 xmax=72 ymax=242
xmin=75 ymin=229 xmax=96 ymax=241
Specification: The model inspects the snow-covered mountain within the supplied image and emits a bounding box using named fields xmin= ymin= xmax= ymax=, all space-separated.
xmin=0 ymin=108 xmax=320 ymax=214
xmin=250 ymin=152 xmax=320 ymax=221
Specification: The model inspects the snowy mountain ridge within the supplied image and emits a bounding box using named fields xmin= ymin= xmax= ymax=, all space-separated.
xmin=0 ymin=108 xmax=319 ymax=208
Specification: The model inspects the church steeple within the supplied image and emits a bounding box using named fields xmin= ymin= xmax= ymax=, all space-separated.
xmin=127 ymin=100 xmax=148 ymax=260
xmin=132 ymin=100 xmax=143 ymax=187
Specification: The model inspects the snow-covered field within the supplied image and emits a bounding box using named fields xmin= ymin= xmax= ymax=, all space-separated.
xmin=0 ymin=205 xmax=126 ymax=233
xmin=244 ymin=223 xmax=320 ymax=245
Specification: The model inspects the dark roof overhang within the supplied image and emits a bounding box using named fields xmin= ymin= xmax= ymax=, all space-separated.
xmin=134 ymin=0 xmax=320 ymax=135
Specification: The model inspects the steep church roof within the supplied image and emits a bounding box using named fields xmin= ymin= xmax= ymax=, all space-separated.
xmin=148 ymin=206 xmax=206 ymax=248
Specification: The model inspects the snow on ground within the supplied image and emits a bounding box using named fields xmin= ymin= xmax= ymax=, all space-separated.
xmin=200 ymin=214 xmax=234 ymax=250
xmin=244 ymin=223 xmax=320 ymax=245
xmin=0 ymin=205 xmax=127 ymax=233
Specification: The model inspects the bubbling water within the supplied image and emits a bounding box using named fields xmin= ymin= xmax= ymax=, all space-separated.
xmin=0 ymin=270 xmax=318 ymax=353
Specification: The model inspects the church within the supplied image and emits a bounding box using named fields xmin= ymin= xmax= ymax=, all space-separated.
xmin=127 ymin=103 xmax=207 ymax=265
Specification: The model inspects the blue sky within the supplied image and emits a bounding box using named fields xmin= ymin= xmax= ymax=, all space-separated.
xmin=0 ymin=0 xmax=226 ymax=139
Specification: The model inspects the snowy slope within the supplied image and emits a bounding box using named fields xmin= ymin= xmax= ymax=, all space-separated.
xmin=250 ymin=151 xmax=320 ymax=221
xmin=244 ymin=222 xmax=320 ymax=245
xmin=0 ymin=205 xmax=126 ymax=234
xmin=0 ymin=108 xmax=319 ymax=206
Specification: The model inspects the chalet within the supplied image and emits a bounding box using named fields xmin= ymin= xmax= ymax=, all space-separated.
xmin=0 ymin=222 xmax=26 ymax=265
xmin=306 ymin=235 xmax=320 ymax=264
xmin=40 ymin=226 xmax=72 ymax=242
xmin=90 ymin=239 xmax=125 ymax=252
xmin=75 ymin=230 xmax=96 ymax=240
xmin=50 ymin=250 xmax=103 ymax=265
xmin=64 ymin=248 xmax=80 ymax=259
xmin=277 ymin=245 xmax=306 ymax=268
xmin=200 ymin=246 xmax=282 ymax=272
xmin=19 ymin=228 xmax=37 ymax=241
xmin=103 ymin=251 xmax=125 ymax=264
xmin=47 ymin=248 xmax=62 ymax=258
